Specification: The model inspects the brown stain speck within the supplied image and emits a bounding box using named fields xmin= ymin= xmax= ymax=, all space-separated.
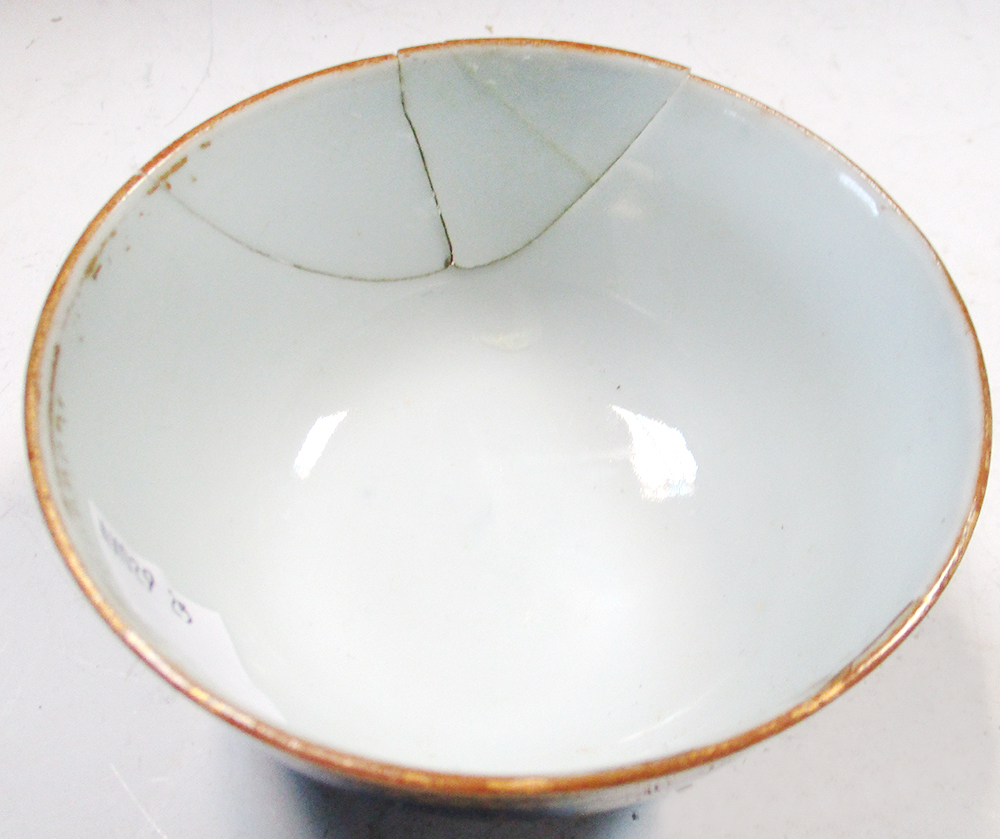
xmin=200 ymin=140 xmax=211 ymax=149
xmin=83 ymin=229 xmax=117 ymax=279
xmin=146 ymin=156 xmax=189 ymax=194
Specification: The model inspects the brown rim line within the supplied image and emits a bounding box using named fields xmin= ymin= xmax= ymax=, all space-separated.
xmin=24 ymin=39 xmax=992 ymax=801
xmin=398 ymin=37 xmax=690 ymax=73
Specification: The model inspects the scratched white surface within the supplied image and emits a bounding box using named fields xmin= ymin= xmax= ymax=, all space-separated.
xmin=2 ymin=2 xmax=1000 ymax=836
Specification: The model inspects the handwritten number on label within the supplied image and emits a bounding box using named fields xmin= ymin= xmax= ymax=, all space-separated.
xmin=97 ymin=516 xmax=194 ymax=625
xmin=169 ymin=591 xmax=193 ymax=624
xmin=99 ymin=519 xmax=155 ymax=591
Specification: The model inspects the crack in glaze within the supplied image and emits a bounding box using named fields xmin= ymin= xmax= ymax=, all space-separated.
xmin=144 ymin=47 xmax=692 ymax=281
xmin=396 ymin=70 xmax=692 ymax=272
xmin=397 ymin=55 xmax=454 ymax=271
xmin=161 ymin=188 xmax=455 ymax=283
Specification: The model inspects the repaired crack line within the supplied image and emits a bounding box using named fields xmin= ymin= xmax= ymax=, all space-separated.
xmin=394 ymin=49 xmax=691 ymax=271
xmin=429 ymin=72 xmax=693 ymax=273
xmin=144 ymin=49 xmax=690 ymax=281
xmin=162 ymin=188 xmax=453 ymax=283
xmin=396 ymin=54 xmax=454 ymax=271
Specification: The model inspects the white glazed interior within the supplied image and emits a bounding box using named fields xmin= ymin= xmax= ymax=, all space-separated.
xmin=32 ymin=43 xmax=987 ymax=780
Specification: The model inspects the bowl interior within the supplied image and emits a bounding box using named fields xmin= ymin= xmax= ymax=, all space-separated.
xmin=31 ymin=42 xmax=987 ymax=779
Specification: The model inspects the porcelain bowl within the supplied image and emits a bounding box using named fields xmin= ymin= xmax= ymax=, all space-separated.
xmin=26 ymin=40 xmax=989 ymax=810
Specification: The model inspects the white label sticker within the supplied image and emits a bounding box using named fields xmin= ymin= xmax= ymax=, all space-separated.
xmin=90 ymin=502 xmax=284 ymax=724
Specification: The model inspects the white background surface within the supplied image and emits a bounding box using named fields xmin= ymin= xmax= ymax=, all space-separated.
xmin=2 ymin=1 xmax=999 ymax=836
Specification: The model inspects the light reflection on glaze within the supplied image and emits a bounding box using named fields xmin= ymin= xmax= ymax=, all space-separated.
xmin=612 ymin=405 xmax=696 ymax=499
xmin=294 ymin=411 xmax=348 ymax=479
xmin=838 ymin=172 xmax=880 ymax=217
xmin=615 ymin=677 xmax=729 ymax=746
